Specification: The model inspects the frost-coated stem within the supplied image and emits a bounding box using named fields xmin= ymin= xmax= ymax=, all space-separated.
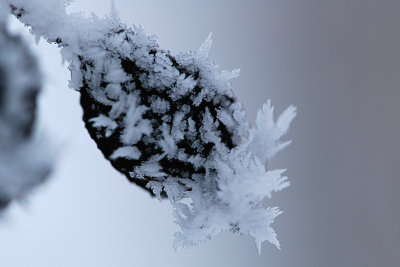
xmin=3 ymin=0 xmax=296 ymax=252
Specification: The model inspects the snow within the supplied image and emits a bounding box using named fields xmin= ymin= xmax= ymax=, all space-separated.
xmin=2 ymin=0 xmax=296 ymax=252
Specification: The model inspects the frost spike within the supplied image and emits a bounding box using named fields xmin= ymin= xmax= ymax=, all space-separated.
xmin=109 ymin=0 xmax=119 ymax=21
xmin=199 ymin=32 xmax=213 ymax=58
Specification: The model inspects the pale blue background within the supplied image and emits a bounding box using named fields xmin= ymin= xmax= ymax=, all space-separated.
xmin=1 ymin=1 xmax=399 ymax=266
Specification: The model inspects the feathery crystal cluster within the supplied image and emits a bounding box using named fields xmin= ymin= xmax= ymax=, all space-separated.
xmin=79 ymin=30 xmax=247 ymax=197
xmin=5 ymin=0 xmax=296 ymax=251
xmin=75 ymin=23 xmax=296 ymax=251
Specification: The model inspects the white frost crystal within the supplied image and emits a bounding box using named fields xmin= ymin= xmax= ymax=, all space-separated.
xmin=5 ymin=0 xmax=296 ymax=251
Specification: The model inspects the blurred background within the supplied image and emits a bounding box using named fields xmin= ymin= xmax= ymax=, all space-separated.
xmin=0 ymin=0 xmax=399 ymax=266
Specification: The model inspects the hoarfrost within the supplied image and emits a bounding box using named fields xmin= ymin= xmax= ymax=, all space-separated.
xmin=110 ymin=146 xmax=141 ymax=160
xmin=4 ymin=0 xmax=296 ymax=251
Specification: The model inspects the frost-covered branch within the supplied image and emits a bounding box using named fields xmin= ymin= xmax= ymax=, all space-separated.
xmin=3 ymin=0 xmax=296 ymax=251
xmin=0 ymin=17 xmax=52 ymax=212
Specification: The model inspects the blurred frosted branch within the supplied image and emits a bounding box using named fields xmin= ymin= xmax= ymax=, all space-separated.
xmin=0 ymin=19 xmax=52 ymax=213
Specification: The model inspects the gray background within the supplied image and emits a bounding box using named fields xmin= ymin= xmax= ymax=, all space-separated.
xmin=1 ymin=0 xmax=399 ymax=266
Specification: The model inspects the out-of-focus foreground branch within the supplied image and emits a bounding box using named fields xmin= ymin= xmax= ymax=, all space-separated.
xmin=0 ymin=17 xmax=52 ymax=212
